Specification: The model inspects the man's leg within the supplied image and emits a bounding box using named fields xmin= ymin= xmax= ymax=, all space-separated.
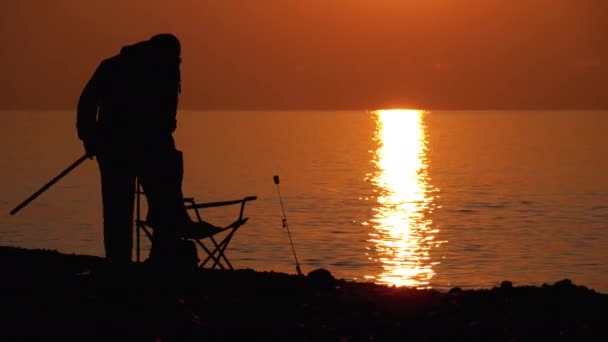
xmin=139 ymin=148 xmax=199 ymax=267
xmin=98 ymin=154 xmax=136 ymax=265
xmin=139 ymin=148 xmax=188 ymax=229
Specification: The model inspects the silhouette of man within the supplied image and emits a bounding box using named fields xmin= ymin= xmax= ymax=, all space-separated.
xmin=77 ymin=34 xmax=213 ymax=267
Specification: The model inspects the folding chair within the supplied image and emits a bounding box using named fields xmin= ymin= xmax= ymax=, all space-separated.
xmin=135 ymin=181 xmax=257 ymax=270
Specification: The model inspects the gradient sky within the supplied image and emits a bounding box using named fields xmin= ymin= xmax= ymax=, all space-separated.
xmin=1 ymin=0 xmax=606 ymax=110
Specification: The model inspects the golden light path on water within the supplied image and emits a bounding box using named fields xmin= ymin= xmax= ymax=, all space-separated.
xmin=364 ymin=109 xmax=442 ymax=288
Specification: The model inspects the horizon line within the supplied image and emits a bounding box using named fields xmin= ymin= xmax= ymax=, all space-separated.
xmin=1 ymin=106 xmax=607 ymax=112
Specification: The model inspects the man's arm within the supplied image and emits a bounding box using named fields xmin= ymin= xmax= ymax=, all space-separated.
xmin=168 ymin=87 xmax=178 ymax=133
xmin=76 ymin=61 xmax=105 ymax=156
xmin=158 ymin=67 xmax=179 ymax=133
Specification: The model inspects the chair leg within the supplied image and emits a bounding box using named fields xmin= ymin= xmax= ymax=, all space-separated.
xmin=196 ymin=229 xmax=240 ymax=271
xmin=195 ymin=239 xmax=227 ymax=270
xmin=212 ymin=232 xmax=237 ymax=270
xmin=208 ymin=236 xmax=231 ymax=270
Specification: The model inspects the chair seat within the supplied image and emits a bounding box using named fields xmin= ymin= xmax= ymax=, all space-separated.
xmin=140 ymin=218 xmax=250 ymax=240
xmin=178 ymin=221 xmax=224 ymax=239
xmin=142 ymin=219 xmax=224 ymax=239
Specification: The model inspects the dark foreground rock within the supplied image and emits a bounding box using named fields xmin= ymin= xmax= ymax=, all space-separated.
xmin=1 ymin=246 xmax=606 ymax=341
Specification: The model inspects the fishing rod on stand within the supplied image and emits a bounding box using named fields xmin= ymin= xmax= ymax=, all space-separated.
xmin=273 ymin=175 xmax=303 ymax=277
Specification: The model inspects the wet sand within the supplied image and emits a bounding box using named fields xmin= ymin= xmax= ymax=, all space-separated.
xmin=2 ymin=245 xmax=606 ymax=341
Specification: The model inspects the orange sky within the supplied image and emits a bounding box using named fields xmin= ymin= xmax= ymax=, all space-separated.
xmin=1 ymin=0 xmax=606 ymax=110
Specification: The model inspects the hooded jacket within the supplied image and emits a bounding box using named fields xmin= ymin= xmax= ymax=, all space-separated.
xmin=77 ymin=36 xmax=181 ymax=151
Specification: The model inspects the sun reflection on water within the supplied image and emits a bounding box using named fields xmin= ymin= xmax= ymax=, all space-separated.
xmin=365 ymin=109 xmax=441 ymax=288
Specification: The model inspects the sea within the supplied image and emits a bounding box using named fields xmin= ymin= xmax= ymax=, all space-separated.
xmin=1 ymin=109 xmax=607 ymax=293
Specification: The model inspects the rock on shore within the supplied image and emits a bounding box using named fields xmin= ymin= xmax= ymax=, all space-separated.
xmin=1 ymin=246 xmax=606 ymax=341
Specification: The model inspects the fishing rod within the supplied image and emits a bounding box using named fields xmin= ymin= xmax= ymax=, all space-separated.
xmin=10 ymin=154 xmax=89 ymax=216
xmin=273 ymin=175 xmax=303 ymax=277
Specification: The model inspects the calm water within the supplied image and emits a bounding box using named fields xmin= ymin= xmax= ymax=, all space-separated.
xmin=1 ymin=110 xmax=607 ymax=292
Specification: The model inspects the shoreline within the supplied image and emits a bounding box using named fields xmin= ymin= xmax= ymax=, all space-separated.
xmin=2 ymin=245 xmax=607 ymax=340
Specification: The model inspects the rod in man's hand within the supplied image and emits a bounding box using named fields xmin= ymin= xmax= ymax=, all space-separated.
xmin=10 ymin=154 xmax=89 ymax=216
